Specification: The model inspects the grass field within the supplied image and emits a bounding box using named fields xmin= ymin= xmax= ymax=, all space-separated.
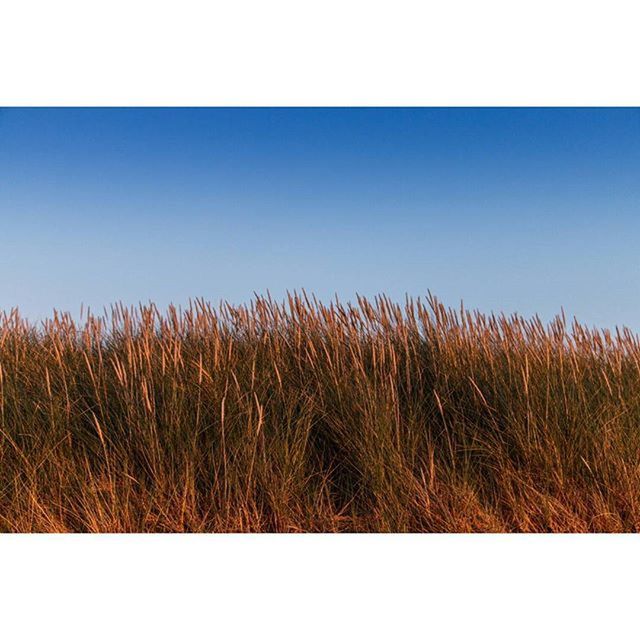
xmin=1 ymin=293 xmax=639 ymax=532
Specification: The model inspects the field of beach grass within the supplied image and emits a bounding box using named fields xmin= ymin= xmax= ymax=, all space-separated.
xmin=1 ymin=293 xmax=639 ymax=532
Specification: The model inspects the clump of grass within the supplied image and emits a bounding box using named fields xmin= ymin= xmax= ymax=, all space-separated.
xmin=0 ymin=293 xmax=639 ymax=532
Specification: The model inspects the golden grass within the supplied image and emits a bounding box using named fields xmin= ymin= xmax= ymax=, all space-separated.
xmin=1 ymin=293 xmax=639 ymax=532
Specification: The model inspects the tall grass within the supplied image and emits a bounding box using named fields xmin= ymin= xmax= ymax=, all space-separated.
xmin=0 ymin=293 xmax=639 ymax=532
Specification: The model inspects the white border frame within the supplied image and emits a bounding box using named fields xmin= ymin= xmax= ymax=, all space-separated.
xmin=1 ymin=534 xmax=639 ymax=639
xmin=1 ymin=0 xmax=639 ymax=106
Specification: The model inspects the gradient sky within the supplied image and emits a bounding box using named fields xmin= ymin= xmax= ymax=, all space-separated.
xmin=1 ymin=107 xmax=639 ymax=327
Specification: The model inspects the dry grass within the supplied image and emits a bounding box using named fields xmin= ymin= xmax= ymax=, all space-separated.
xmin=1 ymin=293 xmax=639 ymax=532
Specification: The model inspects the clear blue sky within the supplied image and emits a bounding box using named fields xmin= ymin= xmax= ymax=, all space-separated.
xmin=1 ymin=108 xmax=639 ymax=327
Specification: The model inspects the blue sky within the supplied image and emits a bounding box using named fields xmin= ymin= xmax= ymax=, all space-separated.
xmin=1 ymin=107 xmax=639 ymax=327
